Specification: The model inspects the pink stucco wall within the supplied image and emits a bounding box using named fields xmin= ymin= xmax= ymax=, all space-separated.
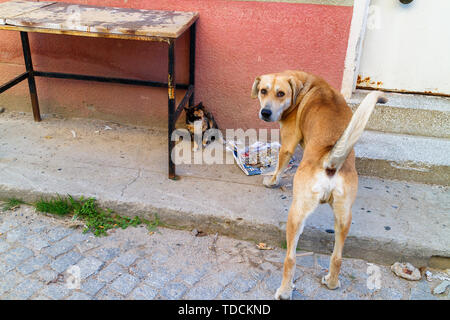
xmin=0 ymin=0 xmax=353 ymax=130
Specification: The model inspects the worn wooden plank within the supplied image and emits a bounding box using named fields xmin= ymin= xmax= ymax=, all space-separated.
xmin=3 ymin=1 xmax=198 ymax=38
xmin=0 ymin=0 xmax=55 ymax=25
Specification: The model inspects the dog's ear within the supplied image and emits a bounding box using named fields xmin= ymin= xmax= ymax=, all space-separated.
xmin=288 ymin=76 xmax=304 ymax=105
xmin=251 ymin=77 xmax=261 ymax=99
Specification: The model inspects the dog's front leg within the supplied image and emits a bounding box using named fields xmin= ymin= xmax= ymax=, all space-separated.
xmin=263 ymin=141 xmax=297 ymax=188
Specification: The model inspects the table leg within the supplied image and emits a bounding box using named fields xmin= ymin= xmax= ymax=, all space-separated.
xmin=168 ymin=40 xmax=177 ymax=180
xmin=189 ymin=22 xmax=196 ymax=108
xmin=20 ymin=32 xmax=41 ymax=122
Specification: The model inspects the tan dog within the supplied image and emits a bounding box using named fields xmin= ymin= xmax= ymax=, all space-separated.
xmin=251 ymin=70 xmax=386 ymax=300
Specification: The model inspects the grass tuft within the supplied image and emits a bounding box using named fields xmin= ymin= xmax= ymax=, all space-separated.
xmin=2 ymin=198 xmax=26 ymax=211
xmin=34 ymin=195 xmax=162 ymax=237
xmin=35 ymin=196 xmax=72 ymax=216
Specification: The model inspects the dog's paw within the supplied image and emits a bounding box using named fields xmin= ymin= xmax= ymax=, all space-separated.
xmin=263 ymin=176 xmax=279 ymax=188
xmin=274 ymin=287 xmax=292 ymax=300
xmin=321 ymin=274 xmax=341 ymax=290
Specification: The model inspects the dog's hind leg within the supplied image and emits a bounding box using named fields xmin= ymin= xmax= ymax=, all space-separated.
xmin=275 ymin=174 xmax=319 ymax=300
xmin=322 ymin=189 xmax=354 ymax=290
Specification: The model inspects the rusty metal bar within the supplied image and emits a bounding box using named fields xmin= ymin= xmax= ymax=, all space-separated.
xmin=0 ymin=72 xmax=29 ymax=94
xmin=34 ymin=71 xmax=189 ymax=89
xmin=174 ymin=85 xmax=194 ymax=121
xmin=168 ymin=40 xmax=177 ymax=180
xmin=20 ymin=31 xmax=41 ymax=122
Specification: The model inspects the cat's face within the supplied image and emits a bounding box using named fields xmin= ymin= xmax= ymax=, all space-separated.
xmin=186 ymin=105 xmax=205 ymax=124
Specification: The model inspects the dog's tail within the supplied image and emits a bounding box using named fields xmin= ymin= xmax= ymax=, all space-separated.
xmin=323 ymin=91 xmax=387 ymax=174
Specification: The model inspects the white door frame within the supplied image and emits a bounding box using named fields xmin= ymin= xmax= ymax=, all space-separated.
xmin=341 ymin=0 xmax=371 ymax=99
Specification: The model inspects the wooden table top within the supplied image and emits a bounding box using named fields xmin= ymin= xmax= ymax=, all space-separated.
xmin=0 ymin=0 xmax=198 ymax=40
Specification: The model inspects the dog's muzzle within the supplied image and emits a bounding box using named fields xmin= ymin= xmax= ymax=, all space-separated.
xmin=260 ymin=108 xmax=272 ymax=122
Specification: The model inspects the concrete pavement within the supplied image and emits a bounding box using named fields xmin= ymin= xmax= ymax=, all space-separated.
xmin=0 ymin=111 xmax=449 ymax=267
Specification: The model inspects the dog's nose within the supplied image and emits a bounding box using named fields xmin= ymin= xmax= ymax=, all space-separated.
xmin=261 ymin=108 xmax=272 ymax=119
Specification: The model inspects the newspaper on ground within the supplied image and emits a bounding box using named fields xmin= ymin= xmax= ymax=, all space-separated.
xmin=226 ymin=140 xmax=296 ymax=176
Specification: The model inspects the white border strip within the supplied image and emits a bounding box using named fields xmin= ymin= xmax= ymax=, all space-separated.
xmin=341 ymin=0 xmax=370 ymax=99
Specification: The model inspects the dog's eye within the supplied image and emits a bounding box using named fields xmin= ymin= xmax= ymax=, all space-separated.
xmin=260 ymin=89 xmax=267 ymax=95
xmin=277 ymin=91 xmax=285 ymax=97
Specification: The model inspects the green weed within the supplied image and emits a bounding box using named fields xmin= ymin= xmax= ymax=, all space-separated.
xmin=2 ymin=198 xmax=26 ymax=211
xmin=34 ymin=195 xmax=161 ymax=237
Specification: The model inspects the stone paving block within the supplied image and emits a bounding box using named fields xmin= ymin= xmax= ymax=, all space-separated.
xmin=160 ymin=282 xmax=188 ymax=300
xmin=24 ymin=234 xmax=50 ymax=251
xmin=17 ymin=254 xmax=51 ymax=275
xmin=41 ymin=283 xmax=71 ymax=300
xmin=373 ymin=287 xmax=403 ymax=300
xmin=5 ymin=279 xmax=43 ymax=299
xmin=144 ymin=269 xmax=178 ymax=289
xmin=130 ymin=259 xmax=153 ymax=279
xmin=1 ymin=247 xmax=34 ymax=267
xmin=97 ymin=262 xmax=126 ymax=283
xmin=149 ymin=250 xmax=169 ymax=265
xmin=115 ymin=252 xmax=139 ymax=267
xmin=129 ymin=285 xmax=159 ymax=300
xmin=292 ymin=289 xmax=309 ymax=300
xmin=96 ymin=287 xmax=123 ymax=300
xmin=6 ymin=227 xmax=31 ymax=242
xmin=296 ymin=254 xmax=316 ymax=269
xmin=74 ymin=240 xmax=101 ymax=254
xmin=184 ymin=280 xmax=225 ymax=300
xmin=110 ymin=274 xmax=139 ymax=296
xmin=263 ymin=273 xmax=282 ymax=293
xmin=44 ymin=240 xmax=75 ymax=258
xmin=64 ymin=233 xmax=91 ymax=245
xmin=218 ymin=286 xmax=243 ymax=300
xmin=0 ymin=241 xmax=11 ymax=254
xmin=316 ymin=255 xmax=331 ymax=270
xmin=314 ymin=285 xmax=347 ymax=300
xmin=67 ymin=291 xmax=92 ymax=300
xmin=409 ymin=280 xmax=437 ymax=300
xmin=75 ymin=257 xmax=105 ymax=280
xmin=0 ymin=272 xmax=24 ymax=296
xmin=231 ymin=274 xmax=258 ymax=293
xmin=29 ymin=221 xmax=50 ymax=233
xmin=93 ymin=247 xmax=121 ymax=262
xmin=294 ymin=275 xmax=321 ymax=297
xmin=50 ymin=251 xmax=84 ymax=273
xmin=81 ymin=278 xmax=105 ymax=296
xmin=179 ymin=268 xmax=208 ymax=286
xmin=214 ymin=270 xmax=238 ymax=287
xmin=0 ymin=220 xmax=19 ymax=233
xmin=47 ymin=227 xmax=73 ymax=242
xmin=35 ymin=269 xmax=59 ymax=283
xmin=0 ymin=262 xmax=15 ymax=276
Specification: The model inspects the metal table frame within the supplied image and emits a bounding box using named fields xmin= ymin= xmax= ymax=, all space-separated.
xmin=0 ymin=22 xmax=196 ymax=180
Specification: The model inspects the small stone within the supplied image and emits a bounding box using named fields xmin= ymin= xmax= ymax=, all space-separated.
xmin=0 ymin=107 xmax=5 ymax=113
xmin=391 ymin=262 xmax=421 ymax=281
xmin=432 ymin=281 xmax=450 ymax=295
xmin=384 ymin=226 xmax=391 ymax=231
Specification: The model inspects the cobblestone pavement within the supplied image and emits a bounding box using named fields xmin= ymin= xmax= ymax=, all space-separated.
xmin=0 ymin=205 xmax=448 ymax=300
